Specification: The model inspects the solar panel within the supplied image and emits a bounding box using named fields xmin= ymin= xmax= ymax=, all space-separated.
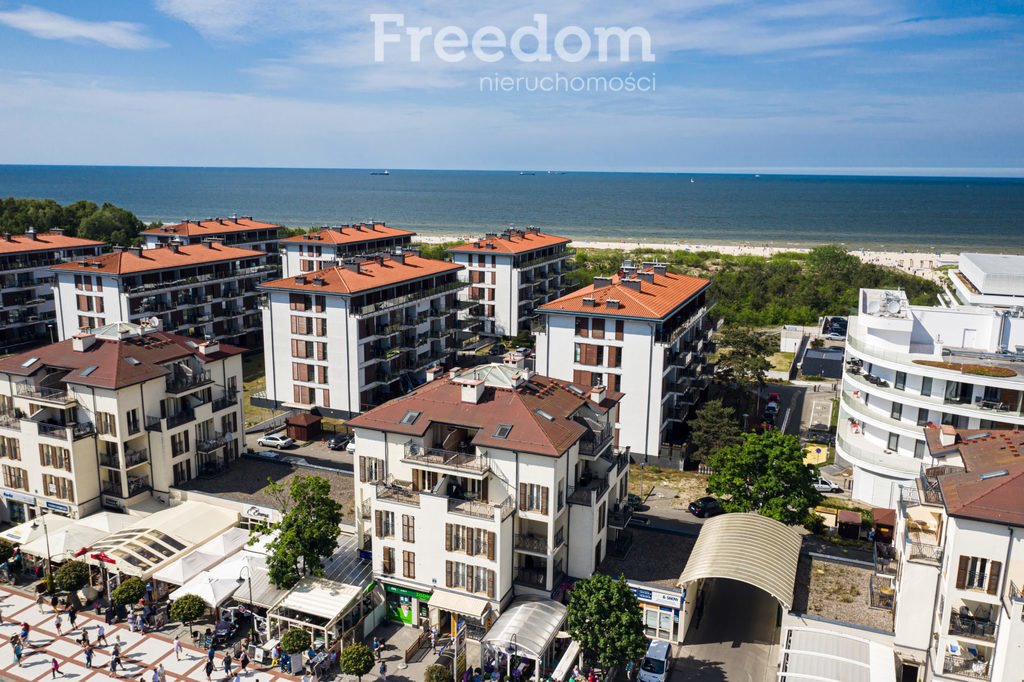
xmin=125 ymin=357 xmax=141 ymax=366
xmin=80 ymin=365 xmax=98 ymax=377
xmin=21 ymin=357 xmax=38 ymax=368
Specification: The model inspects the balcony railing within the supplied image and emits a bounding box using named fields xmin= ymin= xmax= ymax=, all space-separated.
xmin=0 ymin=414 xmax=21 ymax=431
xmin=17 ymin=385 xmax=76 ymax=404
xmin=102 ymin=475 xmax=151 ymax=498
xmin=609 ymin=505 xmax=633 ymax=529
xmin=949 ymin=611 xmax=996 ymax=641
xmin=404 ymin=444 xmax=489 ymax=472
xmin=146 ymin=408 xmax=196 ymax=432
xmin=166 ymin=370 xmax=213 ymax=394
xmin=568 ymin=475 xmax=610 ymax=507
xmin=212 ymin=394 xmax=239 ymax=412
xmin=354 ymin=281 xmax=466 ymax=317
xmin=1009 ymin=580 xmax=1024 ymax=603
xmin=197 ymin=432 xmax=228 ymax=453
xmin=448 ymin=496 xmax=514 ymax=521
xmin=514 ymin=534 xmax=549 ymax=554
xmin=579 ymin=427 xmax=614 ymax=457
xmin=943 ymin=655 xmax=990 ymax=680
xmin=514 ymin=567 xmax=548 ymax=589
xmin=907 ymin=541 xmax=943 ymax=564
xmin=377 ymin=484 xmax=421 ymax=507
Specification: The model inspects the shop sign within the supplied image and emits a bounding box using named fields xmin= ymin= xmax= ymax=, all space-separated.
xmin=2 ymin=490 xmax=35 ymax=505
xmin=45 ymin=501 xmax=70 ymax=513
xmin=244 ymin=505 xmax=276 ymax=522
xmin=384 ymin=583 xmax=432 ymax=601
xmin=630 ymin=584 xmax=681 ymax=608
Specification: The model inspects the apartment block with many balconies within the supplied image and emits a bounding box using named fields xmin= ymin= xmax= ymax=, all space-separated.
xmin=346 ymin=361 xmax=627 ymax=637
xmin=891 ymin=427 xmax=1024 ymax=682
xmin=448 ymin=228 xmax=572 ymax=339
xmin=279 ymin=223 xmax=416 ymax=277
xmin=0 ymin=322 xmax=244 ymax=523
xmin=257 ymin=251 xmax=465 ymax=418
xmin=50 ymin=241 xmax=271 ymax=348
xmin=141 ymin=216 xmax=281 ymax=253
xmin=837 ymin=284 xmax=1024 ymax=508
xmin=534 ymin=261 xmax=718 ymax=458
xmin=0 ymin=228 xmax=105 ymax=354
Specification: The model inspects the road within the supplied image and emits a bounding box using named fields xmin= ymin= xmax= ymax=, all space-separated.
xmin=672 ymin=579 xmax=780 ymax=682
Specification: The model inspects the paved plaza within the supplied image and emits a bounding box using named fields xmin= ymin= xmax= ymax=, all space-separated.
xmin=0 ymin=586 xmax=302 ymax=682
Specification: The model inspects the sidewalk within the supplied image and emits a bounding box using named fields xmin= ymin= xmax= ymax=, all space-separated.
xmin=0 ymin=585 xmax=303 ymax=682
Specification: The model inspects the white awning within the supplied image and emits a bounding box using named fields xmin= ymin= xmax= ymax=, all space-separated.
xmin=2 ymin=514 xmax=75 ymax=545
xmin=481 ymin=596 xmax=567 ymax=661
xmin=153 ymin=550 xmax=222 ymax=586
xmin=779 ymin=627 xmax=896 ymax=682
xmin=169 ymin=574 xmax=241 ymax=609
xmin=428 ymin=590 xmax=491 ymax=619
xmin=275 ymin=577 xmax=361 ymax=621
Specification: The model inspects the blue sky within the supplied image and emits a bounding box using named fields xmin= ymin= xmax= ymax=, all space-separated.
xmin=0 ymin=1 xmax=1022 ymax=173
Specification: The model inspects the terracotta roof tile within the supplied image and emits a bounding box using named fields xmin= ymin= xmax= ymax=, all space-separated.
xmin=0 ymin=232 xmax=105 ymax=254
xmin=347 ymin=369 xmax=621 ymax=457
xmin=281 ymin=224 xmax=415 ymax=245
xmin=448 ymin=230 xmax=570 ymax=255
xmin=50 ymin=243 xmax=266 ymax=275
xmin=140 ymin=216 xmax=280 ymax=238
xmin=260 ymin=255 xmax=462 ymax=295
xmin=540 ymin=269 xmax=711 ymax=320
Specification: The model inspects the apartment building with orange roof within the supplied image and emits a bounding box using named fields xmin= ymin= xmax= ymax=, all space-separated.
xmin=50 ymin=241 xmax=272 ymax=348
xmin=534 ymin=260 xmax=719 ymax=457
xmin=447 ymin=227 xmax=572 ymax=338
xmin=140 ymin=215 xmax=281 ymax=252
xmin=0 ymin=228 xmax=106 ymax=353
xmin=256 ymin=250 xmax=466 ymax=417
xmin=279 ymin=223 xmax=416 ymax=277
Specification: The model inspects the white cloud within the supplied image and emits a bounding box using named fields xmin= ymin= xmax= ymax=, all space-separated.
xmin=0 ymin=5 xmax=164 ymax=49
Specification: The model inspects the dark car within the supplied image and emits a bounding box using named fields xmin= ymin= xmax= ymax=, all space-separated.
xmin=688 ymin=496 xmax=725 ymax=518
xmin=326 ymin=433 xmax=350 ymax=451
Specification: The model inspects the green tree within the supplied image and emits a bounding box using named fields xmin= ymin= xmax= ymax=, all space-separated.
xmin=169 ymin=594 xmax=208 ymax=629
xmin=54 ymin=561 xmax=90 ymax=592
xmin=258 ymin=474 xmax=343 ymax=588
xmin=424 ymin=664 xmax=453 ymax=682
xmin=566 ymin=573 xmax=647 ymax=671
xmin=339 ymin=643 xmax=376 ymax=681
xmin=689 ymin=400 xmax=744 ymax=463
xmin=111 ymin=577 xmax=147 ymax=606
xmin=413 ymin=240 xmax=463 ymax=261
xmin=706 ymin=430 xmax=823 ymax=525
xmin=280 ymin=628 xmax=311 ymax=654
xmin=716 ymin=328 xmax=773 ymax=389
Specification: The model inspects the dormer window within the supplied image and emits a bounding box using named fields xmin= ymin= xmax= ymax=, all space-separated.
xmin=494 ymin=424 xmax=513 ymax=439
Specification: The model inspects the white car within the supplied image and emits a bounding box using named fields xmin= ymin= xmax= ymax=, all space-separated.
xmin=346 ymin=436 xmax=356 ymax=454
xmin=257 ymin=433 xmax=294 ymax=449
xmin=814 ymin=476 xmax=842 ymax=494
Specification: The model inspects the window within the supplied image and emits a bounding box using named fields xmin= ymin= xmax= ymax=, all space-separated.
xmin=400 ymin=411 xmax=421 ymax=426
xmin=956 ymin=556 xmax=1002 ymax=594
xmin=445 ymin=525 xmax=496 ymax=560
xmin=97 ymin=412 xmax=117 ymax=436
xmin=614 ymin=320 xmax=624 ymax=341
xmin=375 ymin=510 xmax=395 ymax=538
xmin=890 ymin=403 xmax=902 ymax=420
xmin=916 ymin=408 xmax=929 ymax=426
xmin=894 ymin=371 xmax=906 ymax=390
xmin=519 ymin=483 xmax=549 ymax=514
xmin=0 ymin=436 xmax=21 ymax=461
xmin=920 ymin=376 xmax=932 ymax=397
xmin=382 ymin=546 xmax=395 ymax=574
xmin=39 ymin=444 xmax=71 ymax=471
xmin=2 ymin=464 xmax=28 ymax=490
xmin=127 ymin=409 xmax=140 ymax=435
xmin=887 ymin=433 xmax=899 ymax=451
xmin=403 ymin=551 xmax=415 ymax=579
xmin=445 ymin=560 xmax=495 ymax=597
xmin=42 ymin=474 xmax=74 ymax=502
xmin=914 ymin=440 xmax=926 ymax=459
xmin=557 ymin=483 xmax=565 ymax=511
xmin=598 ymin=501 xmax=606 ymax=531
xmin=173 ymin=460 xmax=192 ymax=486
xmin=171 ymin=431 xmax=190 ymax=457
xmin=575 ymin=317 xmax=589 ymax=338
xmin=360 ymin=457 xmax=383 ymax=483
xmin=402 ymin=514 xmax=415 ymax=543
xmin=494 ymin=424 xmax=512 ymax=439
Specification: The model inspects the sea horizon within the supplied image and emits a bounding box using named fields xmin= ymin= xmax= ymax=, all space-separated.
xmin=2 ymin=164 xmax=1023 ymax=252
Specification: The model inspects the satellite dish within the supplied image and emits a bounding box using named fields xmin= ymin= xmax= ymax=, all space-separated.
xmin=867 ymin=300 xmax=881 ymax=315
xmin=886 ymin=300 xmax=902 ymax=315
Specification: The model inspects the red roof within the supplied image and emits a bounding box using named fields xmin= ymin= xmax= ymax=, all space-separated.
xmin=347 ymin=368 xmax=622 ymax=457
xmin=0 ymin=231 xmax=104 ymax=254
xmin=140 ymin=216 xmax=280 ymax=238
xmin=260 ymin=255 xmax=462 ymax=295
xmin=50 ymin=243 xmax=266 ymax=275
xmin=448 ymin=230 xmax=570 ymax=255
xmin=926 ymin=427 xmax=1024 ymax=526
xmin=541 ymin=268 xmax=710 ymax=320
xmin=281 ymin=224 xmax=415 ymax=245
xmin=0 ymin=331 xmax=243 ymax=390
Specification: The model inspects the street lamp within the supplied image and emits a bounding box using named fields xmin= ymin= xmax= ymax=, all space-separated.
xmin=237 ymin=564 xmax=254 ymax=612
xmin=46 ymin=323 xmax=55 ymax=344
xmin=31 ymin=514 xmax=53 ymax=592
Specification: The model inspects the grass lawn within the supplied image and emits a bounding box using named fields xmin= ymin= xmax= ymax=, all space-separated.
xmin=242 ymin=353 xmax=274 ymax=427
xmin=770 ymin=351 xmax=795 ymax=373
xmin=628 ymin=464 xmax=709 ymax=508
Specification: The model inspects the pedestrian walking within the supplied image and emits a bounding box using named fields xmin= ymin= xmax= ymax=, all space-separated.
xmin=84 ymin=645 xmax=93 ymax=669
xmin=79 ymin=628 xmax=90 ymax=647
xmin=54 ymin=613 xmax=63 ymax=636
xmin=19 ymin=622 xmax=29 ymax=646
xmin=223 ymin=651 xmax=233 ymax=676
xmin=51 ymin=657 xmax=64 ymax=678
xmin=151 ymin=666 xmax=160 ymax=682
xmin=68 ymin=607 xmax=77 ymax=630
xmin=96 ymin=624 xmax=108 ymax=646
xmin=430 ymin=627 xmax=437 ymax=654
xmin=108 ymin=654 xmax=118 ymax=674
xmin=49 ymin=594 xmax=58 ymax=612
xmin=207 ymin=644 xmax=216 ymax=663
xmin=127 ymin=613 xmax=136 ymax=632
xmin=204 ymin=659 xmax=214 ymax=681
xmin=173 ymin=636 xmax=183 ymax=661
xmin=239 ymin=649 xmax=249 ymax=672
xmin=36 ymin=593 xmax=45 ymax=613
xmin=379 ymin=660 xmax=388 ymax=681
xmin=157 ymin=662 xmax=166 ymax=682
xmin=115 ymin=633 xmax=123 ymax=650
xmin=13 ymin=642 xmax=22 ymax=667
xmin=373 ymin=636 xmax=380 ymax=660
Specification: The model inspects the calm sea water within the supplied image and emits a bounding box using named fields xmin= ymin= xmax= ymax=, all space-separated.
xmin=2 ymin=165 xmax=1023 ymax=250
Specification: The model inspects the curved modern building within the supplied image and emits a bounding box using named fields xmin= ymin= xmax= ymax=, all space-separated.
xmin=838 ymin=254 xmax=1024 ymax=508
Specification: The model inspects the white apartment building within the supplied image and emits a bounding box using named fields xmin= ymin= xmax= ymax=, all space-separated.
xmin=51 ymin=241 xmax=272 ymax=349
xmin=837 ymin=283 xmax=1024 ymax=508
xmin=279 ymin=223 xmax=415 ymax=277
xmin=140 ymin=216 xmax=281 ymax=253
xmin=891 ymin=427 xmax=1024 ymax=682
xmin=534 ymin=262 xmax=717 ymax=458
xmin=346 ymin=362 xmax=628 ymax=636
xmin=0 ymin=322 xmax=244 ymax=523
xmin=0 ymin=228 xmax=105 ymax=354
xmin=448 ymin=228 xmax=572 ymax=338
xmin=258 ymin=252 xmax=465 ymax=418
xmin=947 ymin=252 xmax=1024 ymax=308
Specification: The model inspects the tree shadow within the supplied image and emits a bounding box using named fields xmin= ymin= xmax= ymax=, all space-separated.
xmin=672 ymin=654 xmax=728 ymax=682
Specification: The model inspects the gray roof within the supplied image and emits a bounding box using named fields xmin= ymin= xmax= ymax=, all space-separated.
xmin=779 ymin=627 xmax=896 ymax=682
xmin=677 ymin=513 xmax=802 ymax=610
xmin=481 ymin=596 xmax=566 ymax=660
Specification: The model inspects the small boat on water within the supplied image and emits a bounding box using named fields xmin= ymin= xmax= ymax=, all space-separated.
xmin=370 ymin=170 xmax=390 ymax=175
xmin=519 ymin=171 xmax=536 ymax=176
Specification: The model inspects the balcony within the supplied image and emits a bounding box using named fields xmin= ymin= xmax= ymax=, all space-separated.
xmin=376 ymin=483 xmax=421 ymax=507
xmin=17 ymin=385 xmax=76 ymax=405
xmin=949 ymin=611 xmax=996 ymax=641
xmin=146 ymin=408 xmax=195 ymax=432
xmin=514 ymin=534 xmax=550 ymax=555
xmin=579 ymin=427 xmax=614 ymax=457
xmin=197 ymin=432 xmax=228 ymax=453
xmin=212 ymin=394 xmax=239 ymax=412
xmin=448 ymin=496 xmax=514 ymax=521
xmin=609 ymin=504 xmax=633 ymax=529
xmin=942 ymin=654 xmax=990 ymax=680
xmin=354 ymin=281 xmax=466 ymax=317
xmin=514 ymin=567 xmax=548 ymax=589
xmin=36 ymin=421 xmax=94 ymax=440
xmin=568 ymin=476 xmax=610 ymax=507
xmin=403 ymin=444 xmax=489 ymax=474
xmin=99 ymin=448 xmax=147 ymax=469
xmin=102 ymin=475 xmax=151 ymax=498
xmin=166 ymin=370 xmax=213 ymax=394
xmin=0 ymin=414 xmax=21 ymax=431
xmin=906 ymin=541 xmax=943 ymax=565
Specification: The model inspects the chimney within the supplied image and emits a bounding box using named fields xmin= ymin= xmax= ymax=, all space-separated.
xmin=590 ymin=385 xmax=606 ymax=404
xmin=130 ymin=246 xmax=144 ymax=258
xmin=593 ymin=277 xmax=613 ymax=289
xmin=72 ymin=333 xmax=97 ymax=352
xmin=940 ymin=425 xmax=957 ymax=447
xmin=652 ymin=263 xmax=667 ymax=276
xmin=198 ymin=340 xmax=220 ymax=356
xmin=605 ymin=299 xmax=621 ymax=309
xmin=582 ymin=297 xmax=596 ymax=307
xmin=460 ymin=378 xmax=485 ymax=404
xmin=26 ymin=226 xmax=37 ymax=240
xmin=425 ymin=365 xmax=443 ymax=382
xmin=621 ymin=278 xmax=642 ymax=292
xmin=169 ymin=243 xmax=180 ymax=254
xmin=2 ymin=233 xmax=10 ymax=242
xmin=448 ymin=367 xmax=462 ymax=379
xmin=295 ymin=276 xmax=307 ymax=285
xmin=51 ymin=228 xmax=64 ymax=236
xmin=311 ymin=276 xmax=325 ymax=286
xmin=345 ymin=262 xmax=361 ymax=273
xmin=637 ymin=272 xmax=655 ymax=284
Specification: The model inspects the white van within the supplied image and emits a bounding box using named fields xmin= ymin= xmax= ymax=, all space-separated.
xmin=638 ymin=640 xmax=671 ymax=682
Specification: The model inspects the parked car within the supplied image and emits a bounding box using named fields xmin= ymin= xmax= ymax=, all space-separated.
xmin=346 ymin=435 xmax=357 ymax=453
xmin=805 ymin=430 xmax=835 ymax=445
xmin=814 ymin=476 xmax=843 ymax=494
xmin=688 ymin=496 xmax=724 ymax=518
xmin=639 ymin=640 xmax=672 ymax=682
xmin=764 ymin=401 xmax=779 ymax=415
xmin=824 ymin=332 xmax=847 ymax=341
xmin=256 ymin=433 xmax=294 ymax=449
xmin=326 ymin=433 xmax=350 ymax=451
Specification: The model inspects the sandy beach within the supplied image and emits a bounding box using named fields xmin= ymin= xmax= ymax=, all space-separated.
xmin=415 ymin=234 xmax=959 ymax=281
